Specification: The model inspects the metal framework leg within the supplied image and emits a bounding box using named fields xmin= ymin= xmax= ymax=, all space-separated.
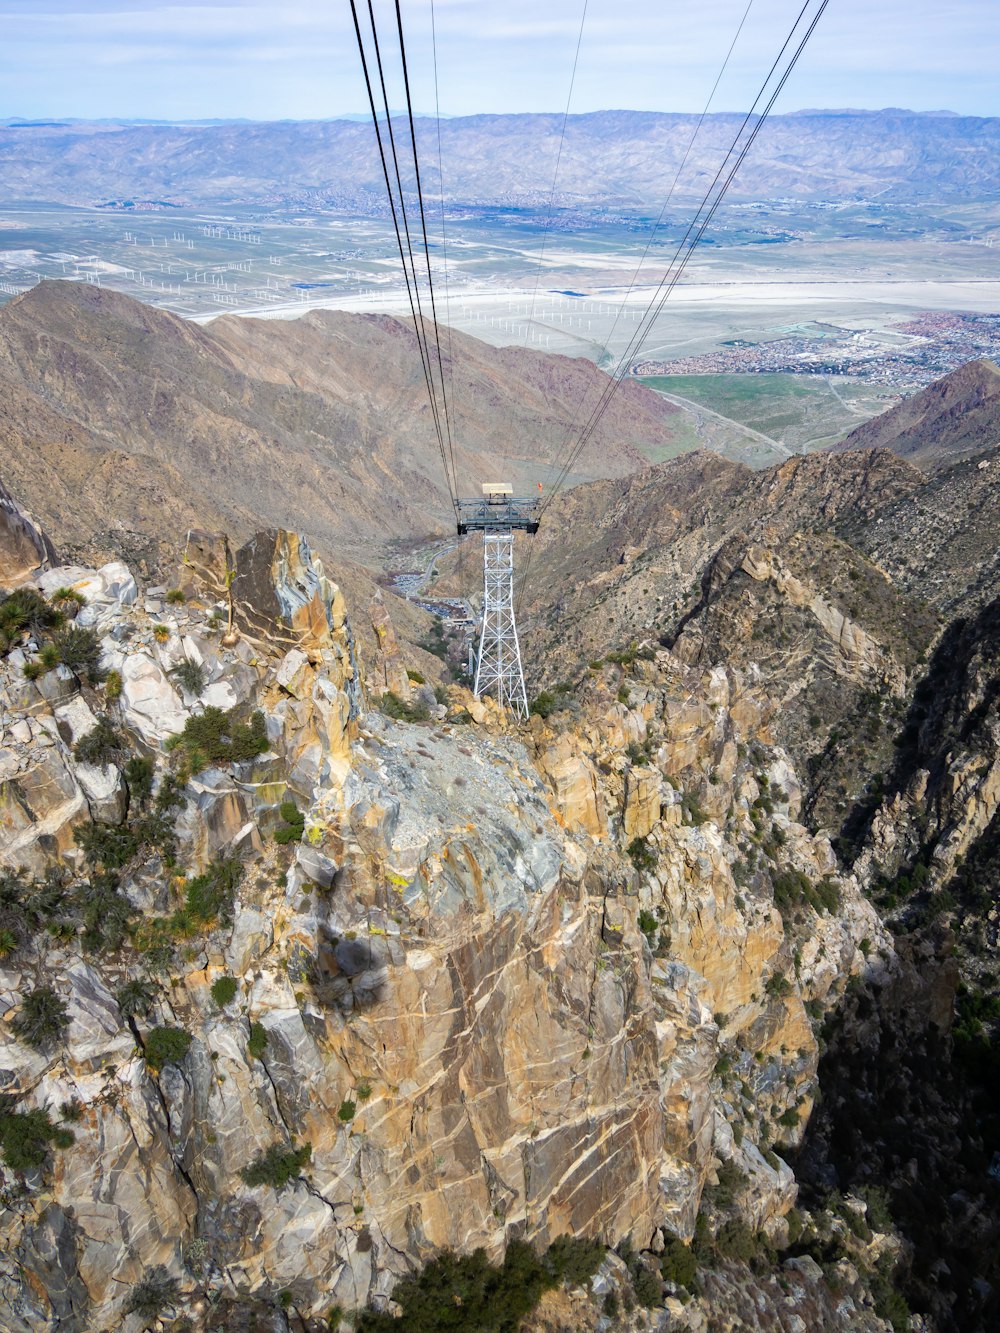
xmin=473 ymin=529 xmax=528 ymax=719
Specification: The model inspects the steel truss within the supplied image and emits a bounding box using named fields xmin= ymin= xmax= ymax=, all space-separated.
xmin=473 ymin=529 xmax=528 ymax=718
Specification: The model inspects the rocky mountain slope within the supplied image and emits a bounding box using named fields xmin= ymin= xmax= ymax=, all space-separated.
xmin=0 ymin=280 xmax=673 ymax=571
xmin=3 ymin=110 xmax=999 ymax=208
xmin=834 ymin=358 xmax=1000 ymax=473
xmin=507 ymin=373 xmax=1000 ymax=838
xmin=1 ymin=520 xmax=909 ymax=1331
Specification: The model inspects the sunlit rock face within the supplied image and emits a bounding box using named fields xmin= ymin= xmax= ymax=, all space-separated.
xmin=0 ymin=531 xmax=881 ymax=1330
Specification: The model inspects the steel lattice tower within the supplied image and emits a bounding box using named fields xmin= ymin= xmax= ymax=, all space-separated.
xmin=456 ymin=485 xmax=540 ymax=720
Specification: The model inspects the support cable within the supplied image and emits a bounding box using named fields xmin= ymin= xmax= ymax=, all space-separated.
xmin=540 ymin=0 xmax=829 ymax=517
xmin=348 ymin=0 xmax=457 ymax=506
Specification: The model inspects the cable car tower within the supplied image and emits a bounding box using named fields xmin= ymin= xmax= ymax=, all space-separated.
xmin=457 ymin=484 xmax=540 ymax=719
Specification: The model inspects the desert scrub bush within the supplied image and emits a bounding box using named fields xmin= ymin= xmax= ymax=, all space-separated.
xmin=406 ymin=668 xmax=426 ymax=685
xmin=166 ymin=588 xmax=186 ymax=604
xmin=631 ymin=1262 xmax=663 ymax=1308
xmin=75 ymin=871 xmax=135 ymax=952
xmin=153 ymin=623 xmax=170 ymax=643
xmin=103 ymin=667 xmax=123 ymax=700
xmin=240 ymin=1140 xmax=312 ymax=1190
xmin=681 ymin=790 xmax=709 ymax=826
xmin=0 ymin=586 xmax=62 ymax=653
xmin=627 ymin=836 xmax=656 ymax=873
xmin=144 ymin=1025 xmax=192 ymax=1069
xmin=338 ymin=1099 xmax=357 ymax=1122
xmin=211 ymin=975 xmax=238 ymax=1008
xmin=0 ymin=1095 xmax=74 ymax=1170
xmin=125 ymin=1267 xmax=179 ymax=1321
xmin=772 ymin=867 xmax=841 ymax=916
xmin=73 ymin=718 xmax=128 ymax=767
xmin=170 ymin=657 xmax=206 ymax=698
xmin=660 ymin=1237 xmax=699 ymax=1293
xmin=166 ymin=705 xmax=267 ymax=771
xmin=123 ymin=755 xmax=154 ymax=808
xmin=247 ymin=1021 xmax=269 ymax=1060
xmin=765 ymin=971 xmax=793 ymax=998
xmin=637 ymin=908 xmax=658 ymax=940
xmin=116 ymin=978 xmax=158 ymax=1018
xmin=0 ymin=927 xmax=18 ymax=959
xmin=12 ymin=986 xmax=69 ymax=1051
xmin=53 ymin=625 xmax=104 ymax=683
xmin=50 ymin=586 xmax=85 ymax=613
xmin=627 ymin=739 xmax=651 ymax=766
xmin=273 ymin=800 xmax=305 ymax=845
xmin=379 ymin=690 xmax=430 ymax=723
xmin=354 ymin=1236 xmax=602 ymax=1333
xmin=184 ymin=857 xmax=241 ymax=927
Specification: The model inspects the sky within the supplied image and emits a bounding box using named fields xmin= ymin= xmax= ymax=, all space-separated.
xmin=1 ymin=0 xmax=998 ymax=122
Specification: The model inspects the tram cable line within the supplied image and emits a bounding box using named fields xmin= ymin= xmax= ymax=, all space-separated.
xmin=348 ymin=0 xmax=458 ymax=506
xmin=538 ymin=0 xmax=830 ymax=520
xmin=526 ymin=0 xmax=590 ymax=327
xmin=514 ymin=0 xmax=757 ymax=620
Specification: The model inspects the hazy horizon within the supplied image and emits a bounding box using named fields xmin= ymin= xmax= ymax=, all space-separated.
xmin=2 ymin=1 xmax=998 ymax=122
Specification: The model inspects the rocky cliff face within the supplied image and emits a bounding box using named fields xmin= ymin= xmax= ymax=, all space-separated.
xmin=1 ymin=530 xmax=897 ymax=1330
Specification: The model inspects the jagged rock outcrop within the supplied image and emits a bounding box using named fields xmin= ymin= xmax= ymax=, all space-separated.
xmin=0 ymin=477 xmax=56 ymax=586
xmin=0 ymin=536 xmax=889 ymax=1330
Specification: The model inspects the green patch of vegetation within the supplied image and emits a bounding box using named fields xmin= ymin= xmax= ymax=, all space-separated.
xmin=355 ymin=1235 xmax=604 ymax=1332
xmin=0 ymin=1094 xmax=74 ymax=1170
xmin=170 ymin=657 xmax=206 ymax=697
xmin=638 ymin=909 xmax=658 ymax=941
xmin=166 ymin=588 xmax=186 ymax=604
xmin=116 ymin=978 xmax=158 ymax=1019
xmin=240 ymin=1140 xmax=312 ymax=1191
xmin=125 ymin=1267 xmax=178 ymax=1321
xmin=406 ymin=668 xmax=426 ymax=685
xmin=660 ymin=1237 xmax=699 ymax=1293
xmin=247 ymin=1021 xmax=269 ymax=1061
xmin=144 ymin=1025 xmax=192 ymax=1070
xmin=0 ymin=587 xmax=63 ymax=655
xmin=681 ymin=790 xmax=709 ymax=826
xmin=338 ymin=1099 xmax=357 ymax=1122
xmin=210 ymin=976 xmax=238 ymax=1008
xmin=765 ymin=971 xmax=793 ymax=999
xmin=104 ymin=668 xmax=123 ymax=700
xmin=379 ymin=690 xmax=431 ymax=723
xmin=53 ymin=625 xmax=104 ymax=683
xmin=627 ymin=836 xmax=656 ymax=873
xmin=772 ymin=868 xmax=841 ymax=916
xmin=73 ymin=718 xmax=127 ymax=767
xmin=12 ymin=986 xmax=69 ymax=1051
xmin=166 ymin=705 xmax=268 ymax=772
xmin=273 ymin=800 xmax=305 ymax=846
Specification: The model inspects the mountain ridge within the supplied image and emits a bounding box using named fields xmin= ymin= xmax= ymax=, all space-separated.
xmin=3 ymin=109 xmax=999 ymax=208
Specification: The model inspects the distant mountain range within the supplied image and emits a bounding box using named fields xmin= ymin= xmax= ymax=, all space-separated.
xmin=2 ymin=109 xmax=998 ymax=209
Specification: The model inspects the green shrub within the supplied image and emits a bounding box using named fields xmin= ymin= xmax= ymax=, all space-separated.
xmin=632 ymin=1263 xmax=663 ymax=1308
xmin=247 ymin=1021 xmax=269 ymax=1060
xmin=714 ymin=1218 xmax=763 ymax=1262
xmin=211 ymin=976 xmax=238 ymax=1008
xmin=75 ymin=872 xmax=135 ymax=952
xmin=765 ymin=972 xmax=793 ymax=998
xmin=241 ymin=1141 xmax=312 ymax=1190
xmin=274 ymin=800 xmax=305 ymax=845
xmin=53 ymin=625 xmax=104 ymax=683
xmin=184 ymin=857 xmax=241 ymax=927
xmin=0 ymin=1095 xmax=74 ymax=1169
xmin=116 ymin=978 xmax=158 ymax=1018
xmin=170 ymin=658 xmax=206 ymax=697
xmin=338 ymin=1099 xmax=357 ymax=1122
xmin=660 ymin=1238 xmax=698 ymax=1291
xmin=356 ymin=1081 xmax=373 ymax=1101
xmin=166 ymin=589 xmax=186 ymax=604
xmin=638 ymin=909 xmax=658 ymax=939
xmin=104 ymin=668 xmax=123 ymax=700
xmin=406 ymin=668 xmax=426 ymax=685
xmin=0 ymin=927 xmax=18 ymax=959
xmin=627 ymin=837 xmax=656 ymax=873
xmin=13 ymin=986 xmax=69 ymax=1051
xmin=168 ymin=705 xmax=268 ymax=771
xmin=529 ymin=690 xmax=558 ymax=719
xmin=145 ymin=1025 xmax=192 ymax=1069
xmin=0 ymin=587 xmax=61 ymax=652
xmin=380 ymin=691 xmax=430 ymax=723
xmin=74 ymin=718 xmax=127 ymax=767
xmin=354 ymin=1235 xmax=595 ymax=1333
xmin=125 ymin=1267 xmax=178 ymax=1320
xmin=123 ymin=756 xmax=154 ymax=808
